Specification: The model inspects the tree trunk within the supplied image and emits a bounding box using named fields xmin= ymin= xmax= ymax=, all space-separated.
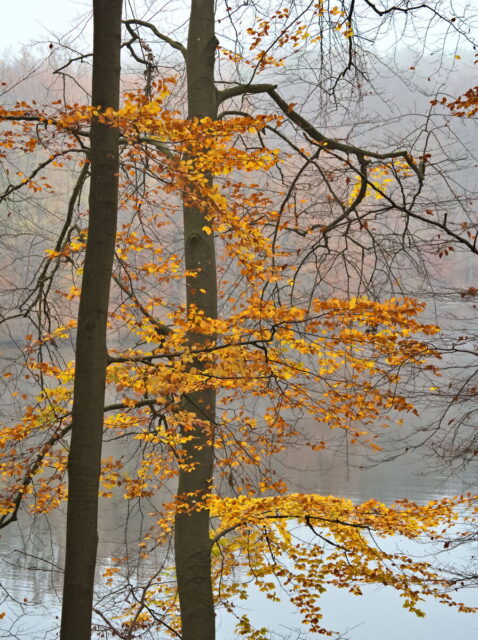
xmin=60 ymin=2 xmax=122 ymax=639
xmin=174 ymin=2 xmax=218 ymax=640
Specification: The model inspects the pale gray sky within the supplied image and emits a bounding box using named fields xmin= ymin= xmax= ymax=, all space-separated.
xmin=1 ymin=0 xmax=475 ymax=58
xmin=0 ymin=1 xmax=90 ymax=53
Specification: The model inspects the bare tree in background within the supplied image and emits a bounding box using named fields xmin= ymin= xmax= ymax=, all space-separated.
xmin=0 ymin=2 xmax=477 ymax=639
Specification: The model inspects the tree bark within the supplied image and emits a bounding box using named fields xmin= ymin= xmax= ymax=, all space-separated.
xmin=174 ymin=2 xmax=218 ymax=640
xmin=60 ymin=2 xmax=122 ymax=639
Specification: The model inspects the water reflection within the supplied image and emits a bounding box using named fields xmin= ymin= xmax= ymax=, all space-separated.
xmin=1 ymin=437 xmax=476 ymax=639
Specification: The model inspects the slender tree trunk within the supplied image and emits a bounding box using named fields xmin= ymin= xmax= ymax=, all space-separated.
xmin=60 ymin=2 xmax=122 ymax=639
xmin=174 ymin=2 xmax=218 ymax=640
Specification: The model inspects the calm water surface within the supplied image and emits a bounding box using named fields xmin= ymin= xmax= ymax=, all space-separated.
xmin=1 ymin=442 xmax=476 ymax=639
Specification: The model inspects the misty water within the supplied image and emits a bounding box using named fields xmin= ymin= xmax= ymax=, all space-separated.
xmin=0 ymin=435 xmax=476 ymax=640
xmin=3 ymin=256 xmax=477 ymax=638
xmin=1 ymin=34 xmax=477 ymax=640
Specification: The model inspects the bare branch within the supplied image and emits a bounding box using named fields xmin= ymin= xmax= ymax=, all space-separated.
xmin=217 ymin=83 xmax=277 ymax=105
xmin=122 ymin=19 xmax=186 ymax=57
xmin=266 ymin=88 xmax=420 ymax=167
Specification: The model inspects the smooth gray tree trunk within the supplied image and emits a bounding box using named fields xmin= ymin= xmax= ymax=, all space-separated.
xmin=174 ymin=2 xmax=218 ymax=640
xmin=60 ymin=2 xmax=123 ymax=639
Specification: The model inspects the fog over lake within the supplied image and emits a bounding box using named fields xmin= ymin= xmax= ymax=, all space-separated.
xmin=1 ymin=11 xmax=477 ymax=638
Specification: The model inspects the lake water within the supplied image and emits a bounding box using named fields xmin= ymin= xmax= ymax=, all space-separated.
xmin=1 ymin=434 xmax=477 ymax=640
